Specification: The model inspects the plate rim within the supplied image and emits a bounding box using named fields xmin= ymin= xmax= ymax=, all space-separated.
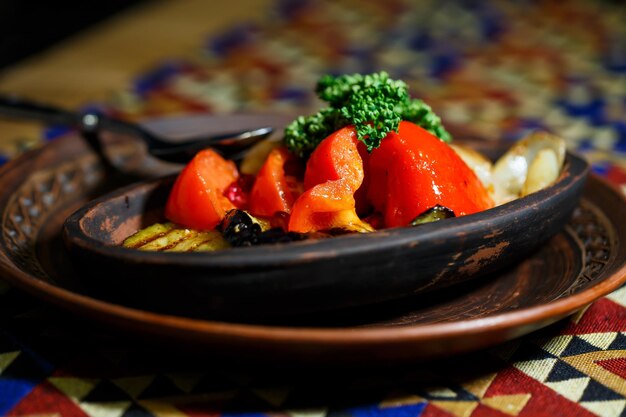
xmin=1 ymin=124 xmax=625 ymax=352
xmin=2 ymin=203 xmax=626 ymax=344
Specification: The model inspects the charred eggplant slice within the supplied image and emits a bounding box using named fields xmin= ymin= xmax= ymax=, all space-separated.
xmin=219 ymin=210 xmax=308 ymax=247
xmin=256 ymin=228 xmax=309 ymax=244
xmin=219 ymin=210 xmax=264 ymax=247
xmin=410 ymin=205 xmax=455 ymax=226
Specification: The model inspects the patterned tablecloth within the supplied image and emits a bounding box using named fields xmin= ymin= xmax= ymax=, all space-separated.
xmin=1 ymin=1 xmax=626 ymax=416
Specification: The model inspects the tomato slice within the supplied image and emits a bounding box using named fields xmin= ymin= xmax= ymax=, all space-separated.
xmin=288 ymin=127 xmax=372 ymax=233
xmin=165 ymin=149 xmax=239 ymax=230
xmin=368 ymin=121 xmax=494 ymax=228
xmin=249 ymin=147 xmax=300 ymax=218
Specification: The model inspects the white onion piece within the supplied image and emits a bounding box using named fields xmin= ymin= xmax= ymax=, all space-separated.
xmin=492 ymin=132 xmax=565 ymax=205
xmin=521 ymin=148 xmax=560 ymax=196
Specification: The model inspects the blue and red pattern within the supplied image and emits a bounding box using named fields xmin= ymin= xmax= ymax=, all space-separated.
xmin=1 ymin=1 xmax=626 ymax=416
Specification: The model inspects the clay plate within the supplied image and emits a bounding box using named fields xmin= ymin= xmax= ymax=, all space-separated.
xmin=0 ymin=114 xmax=624 ymax=363
xmin=63 ymin=149 xmax=588 ymax=319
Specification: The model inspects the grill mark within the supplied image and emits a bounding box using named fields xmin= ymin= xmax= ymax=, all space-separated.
xmin=124 ymin=224 xmax=229 ymax=252
xmin=127 ymin=230 xmax=169 ymax=249
xmin=158 ymin=229 xmax=195 ymax=251
xmin=165 ymin=232 xmax=215 ymax=252
xmin=139 ymin=229 xmax=192 ymax=251
xmin=187 ymin=236 xmax=216 ymax=252
xmin=196 ymin=235 xmax=229 ymax=251
xmin=124 ymin=223 xmax=176 ymax=248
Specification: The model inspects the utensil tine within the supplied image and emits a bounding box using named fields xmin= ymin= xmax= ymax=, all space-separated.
xmin=149 ymin=127 xmax=273 ymax=163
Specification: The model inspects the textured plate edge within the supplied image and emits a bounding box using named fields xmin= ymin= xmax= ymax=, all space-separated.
xmin=0 ymin=135 xmax=624 ymax=353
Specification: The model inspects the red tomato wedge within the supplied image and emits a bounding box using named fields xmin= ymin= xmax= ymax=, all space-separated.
xmin=249 ymin=147 xmax=299 ymax=217
xmin=288 ymin=127 xmax=372 ymax=233
xmin=165 ymin=149 xmax=239 ymax=230
xmin=368 ymin=121 xmax=494 ymax=228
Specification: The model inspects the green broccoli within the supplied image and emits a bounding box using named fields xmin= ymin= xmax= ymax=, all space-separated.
xmin=284 ymin=71 xmax=451 ymax=158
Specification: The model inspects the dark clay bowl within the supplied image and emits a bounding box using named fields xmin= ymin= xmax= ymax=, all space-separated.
xmin=63 ymin=152 xmax=589 ymax=319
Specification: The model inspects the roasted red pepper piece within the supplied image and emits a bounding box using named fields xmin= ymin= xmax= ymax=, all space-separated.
xmin=165 ymin=149 xmax=239 ymax=230
xmin=368 ymin=121 xmax=494 ymax=228
xmin=354 ymin=141 xmax=371 ymax=215
xmin=288 ymin=127 xmax=373 ymax=233
xmin=249 ymin=147 xmax=300 ymax=218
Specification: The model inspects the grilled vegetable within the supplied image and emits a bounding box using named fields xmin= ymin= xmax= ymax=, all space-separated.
xmin=165 ymin=149 xmax=239 ymax=230
xmin=249 ymin=147 xmax=300 ymax=217
xmin=256 ymin=228 xmax=309 ymax=245
xmin=410 ymin=205 xmax=456 ymax=226
xmin=288 ymin=126 xmax=374 ymax=233
xmin=521 ymin=148 xmax=561 ymax=197
xmin=219 ymin=210 xmax=264 ymax=247
xmin=491 ymin=131 xmax=565 ymax=205
xmin=122 ymin=223 xmax=229 ymax=252
xmin=220 ymin=210 xmax=308 ymax=247
xmin=368 ymin=121 xmax=494 ymax=228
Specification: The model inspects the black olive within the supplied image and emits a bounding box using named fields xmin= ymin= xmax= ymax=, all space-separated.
xmin=410 ymin=205 xmax=455 ymax=226
xmin=219 ymin=210 xmax=309 ymax=246
xmin=219 ymin=210 xmax=262 ymax=247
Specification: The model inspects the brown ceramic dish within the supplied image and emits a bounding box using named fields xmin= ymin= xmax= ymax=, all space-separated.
xmin=0 ymin=114 xmax=624 ymax=363
xmin=63 ymin=148 xmax=589 ymax=319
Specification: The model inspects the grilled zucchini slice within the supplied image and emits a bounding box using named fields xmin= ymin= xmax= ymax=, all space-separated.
xmin=122 ymin=222 xmax=229 ymax=252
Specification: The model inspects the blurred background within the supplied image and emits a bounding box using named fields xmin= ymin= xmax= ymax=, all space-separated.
xmin=0 ymin=0 xmax=148 ymax=69
xmin=0 ymin=0 xmax=625 ymax=185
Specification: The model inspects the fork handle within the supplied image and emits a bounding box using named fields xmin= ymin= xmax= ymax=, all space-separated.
xmin=0 ymin=95 xmax=161 ymax=146
xmin=0 ymin=95 xmax=81 ymax=126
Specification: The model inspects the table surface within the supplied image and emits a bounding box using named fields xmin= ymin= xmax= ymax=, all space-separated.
xmin=0 ymin=0 xmax=271 ymax=156
xmin=1 ymin=1 xmax=626 ymax=416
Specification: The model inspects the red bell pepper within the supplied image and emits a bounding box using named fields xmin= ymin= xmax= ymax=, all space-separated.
xmin=165 ymin=149 xmax=239 ymax=230
xmin=288 ymin=127 xmax=372 ymax=233
xmin=249 ymin=147 xmax=300 ymax=218
xmin=368 ymin=121 xmax=494 ymax=228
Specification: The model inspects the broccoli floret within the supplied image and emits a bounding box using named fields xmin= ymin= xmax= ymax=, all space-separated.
xmin=284 ymin=71 xmax=451 ymax=157
xmin=283 ymin=108 xmax=346 ymax=158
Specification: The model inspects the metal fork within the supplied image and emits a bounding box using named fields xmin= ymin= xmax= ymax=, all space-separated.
xmin=0 ymin=95 xmax=273 ymax=163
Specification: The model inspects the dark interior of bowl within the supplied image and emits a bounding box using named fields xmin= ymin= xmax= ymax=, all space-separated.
xmin=63 ymin=151 xmax=589 ymax=320
xmin=78 ymin=176 xmax=175 ymax=246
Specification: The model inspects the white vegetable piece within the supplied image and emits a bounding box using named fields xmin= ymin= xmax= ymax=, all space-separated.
xmin=521 ymin=148 xmax=560 ymax=197
xmin=491 ymin=131 xmax=565 ymax=205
